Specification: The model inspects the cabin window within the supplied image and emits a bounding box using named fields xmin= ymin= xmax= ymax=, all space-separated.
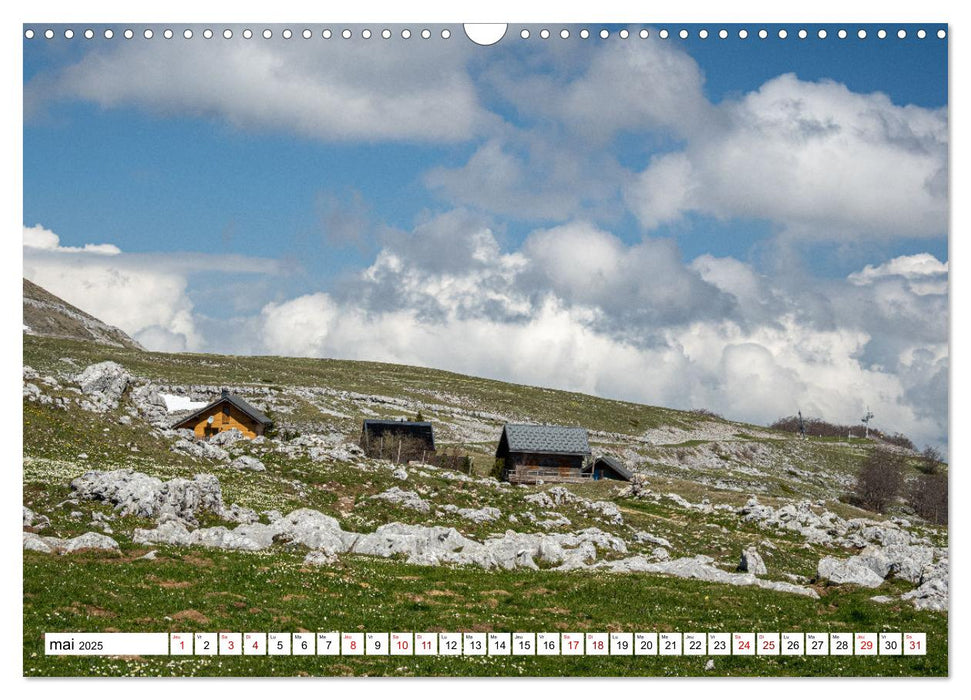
xmin=223 ymin=405 xmax=230 ymax=416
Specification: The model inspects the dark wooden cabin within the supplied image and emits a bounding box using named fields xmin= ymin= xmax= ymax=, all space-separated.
xmin=495 ymin=423 xmax=592 ymax=484
xmin=360 ymin=419 xmax=436 ymax=462
xmin=172 ymin=389 xmax=273 ymax=439
xmin=587 ymin=455 xmax=633 ymax=482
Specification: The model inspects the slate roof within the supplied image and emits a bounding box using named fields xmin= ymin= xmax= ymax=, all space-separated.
xmin=590 ymin=455 xmax=634 ymax=481
xmin=174 ymin=389 xmax=273 ymax=428
xmin=361 ymin=420 xmax=436 ymax=451
xmin=500 ymin=423 xmax=591 ymax=456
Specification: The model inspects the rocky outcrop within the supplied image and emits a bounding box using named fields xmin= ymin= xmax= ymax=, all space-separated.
xmin=600 ymin=554 xmax=818 ymax=598
xmin=370 ymin=487 xmax=431 ymax=513
xmin=71 ymin=469 xmax=225 ymax=524
xmin=23 ymin=506 xmax=50 ymax=530
xmin=439 ymin=504 xmax=502 ymax=523
xmin=816 ymin=556 xmax=885 ymax=588
xmin=229 ymin=456 xmax=266 ymax=472
xmin=172 ymin=439 xmax=230 ymax=462
xmin=524 ymin=486 xmax=623 ymax=524
xmin=211 ymin=429 xmax=246 ymax=447
xmin=739 ymin=546 xmax=767 ymax=575
xmin=76 ymin=361 xmax=131 ymax=412
xmin=23 ymin=531 xmax=120 ymax=554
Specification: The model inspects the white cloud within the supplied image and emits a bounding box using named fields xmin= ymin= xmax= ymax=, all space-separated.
xmin=26 ymin=35 xmax=492 ymax=143
xmin=626 ymin=74 xmax=948 ymax=240
xmin=849 ymin=253 xmax=949 ymax=295
xmin=23 ymin=224 xmax=121 ymax=255
xmin=23 ymin=224 xmax=281 ymax=353
xmin=251 ymin=217 xmax=947 ymax=449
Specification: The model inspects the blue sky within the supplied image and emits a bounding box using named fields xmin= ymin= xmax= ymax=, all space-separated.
xmin=22 ymin=23 xmax=949 ymax=448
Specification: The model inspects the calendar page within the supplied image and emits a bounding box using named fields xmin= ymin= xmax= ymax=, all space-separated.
xmin=21 ymin=10 xmax=948 ymax=680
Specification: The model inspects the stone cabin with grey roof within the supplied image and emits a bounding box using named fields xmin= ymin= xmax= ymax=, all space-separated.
xmin=495 ymin=423 xmax=592 ymax=484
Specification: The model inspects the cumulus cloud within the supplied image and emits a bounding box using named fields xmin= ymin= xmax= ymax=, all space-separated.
xmin=424 ymin=136 xmax=625 ymax=221
xmin=251 ymin=215 xmax=948 ymax=449
xmin=25 ymin=32 xmax=492 ymax=143
xmin=625 ymin=74 xmax=948 ymax=240
xmin=23 ymin=224 xmax=282 ymax=352
xmin=24 ymin=224 xmax=121 ymax=255
xmin=848 ymin=253 xmax=949 ymax=295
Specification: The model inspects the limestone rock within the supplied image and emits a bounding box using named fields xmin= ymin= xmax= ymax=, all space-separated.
xmin=76 ymin=361 xmax=131 ymax=411
xmin=71 ymin=469 xmax=225 ymax=524
xmin=23 ymin=506 xmax=50 ymax=530
xmin=210 ymin=428 xmax=246 ymax=447
xmin=229 ymin=455 xmax=266 ymax=472
xmin=370 ymin=487 xmax=431 ymax=513
xmin=739 ymin=546 xmax=767 ymax=575
xmin=817 ymin=556 xmax=885 ymax=588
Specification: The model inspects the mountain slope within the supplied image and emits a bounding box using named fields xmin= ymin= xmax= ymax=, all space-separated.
xmin=22 ymin=278 xmax=143 ymax=350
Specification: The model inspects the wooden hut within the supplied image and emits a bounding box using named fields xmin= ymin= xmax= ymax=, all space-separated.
xmin=360 ymin=419 xmax=436 ymax=462
xmin=587 ymin=455 xmax=633 ymax=481
xmin=495 ymin=424 xmax=592 ymax=484
xmin=172 ymin=389 xmax=272 ymax=439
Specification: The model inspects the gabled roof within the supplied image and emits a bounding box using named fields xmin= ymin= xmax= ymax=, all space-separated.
xmin=174 ymin=389 xmax=272 ymax=428
xmin=500 ymin=423 xmax=591 ymax=456
xmin=361 ymin=419 xmax=436 ymax=450
xmin=590 ymin=455 xmax=634 ymax=481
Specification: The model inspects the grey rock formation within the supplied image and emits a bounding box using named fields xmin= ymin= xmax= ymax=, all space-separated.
xmin=439 ymin=504 xmax=502 ymax=523
xmin=601 ymin=554 xmax=818 ymax=598
xmin=71 ymin=469 xmax=225 ymax=524
xmin=76 ymin=361 xmax=131 ymax=411
xmin=370 ymin=487 xmax=431 ymax=513
xmin=211 ymin=428 xmax=246 ymax=447
xmin=739 ymin=546 xmax=768 ymax=575
xmin=303 ymin=550 xmax=338 ymax=566
xmin=24 ymin=531 xmax=120 ymax=554
xmin=23 ymin=506 xmax=50 ymax=530
xmin=172 ymin=439 xmax=230 ymax=462
xmin=229 ymin=456 xmax=266 ymax=472
xmin=632 ymin=531 xmax=672 ymax=548
xmin=817 ymin=556 xmax=885 ymax=588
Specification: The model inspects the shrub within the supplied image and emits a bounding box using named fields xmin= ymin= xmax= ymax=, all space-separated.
xmin=852 ymin=448 xmax=906 ymax=513
xmin=917 ymin=445 xmax=943 ymax=475
xmin=883 ymin=433 xmax=916 ymax=450
xmin=491 ymin=457 xmax=506 ymax=481
xmin=908 ymin=473 xmax=948 ymax=525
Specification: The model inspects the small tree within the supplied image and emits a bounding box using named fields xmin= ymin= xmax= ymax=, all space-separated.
xmin=908 ymin=472 xmax=948 ymax=525
xmin=491 ymin=457 xmax=506 ymax=481
xmin=853 ymin=448 xmax=906 ymax=513
xmin=414 ymin=410 xmax=424 ymax=422
xmin=918 ymin=445 xmax=943 ymax=475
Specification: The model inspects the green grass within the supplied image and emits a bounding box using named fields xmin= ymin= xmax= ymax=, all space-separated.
xmin=22 ymin=334 xmax=949 ymax=677
xmin=24 ymin=550 xmax=946 ymax=677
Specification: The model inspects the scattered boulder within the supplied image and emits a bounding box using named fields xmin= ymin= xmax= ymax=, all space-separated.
xmin=23 ymin=506 xmax=50 ymax=530
xmin=817 ymin=556 xmax=885 ymax=588
xmin=76 ymin=361 xmax=130 ymax=411
xmin=303 ymin=551 xmax=339 ymax=567
xmin=439 ymin=504 xmax=502 ymax=523
xmin=172 ymin=439 xmax=230 ymax=462
xmin=633 ymin=531 xmax=672 ymax=548
xmin=739 ymin=546 xmax=767 ymax=575
xmin=370 ymin=487 xmax=431 ymax=513
xmin=601 ymin=554 xmax=818 ymax=598
xmin=210 ymin=428 xmax=246 ymax=447
xmin=71 ymin=469 xmax=225 ymax=524
xmin=24 ymin=531 xmax=120 ymax=554
xmin=229 ymin=456 xmax=266 ymax=472
xmin=901 ymin=577 xmax=948 ymax=612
